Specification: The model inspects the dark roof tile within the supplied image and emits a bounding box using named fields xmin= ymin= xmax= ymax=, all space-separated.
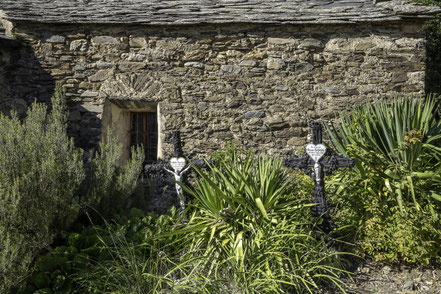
xmin=0 ymin=0 xmax=439 ymax=25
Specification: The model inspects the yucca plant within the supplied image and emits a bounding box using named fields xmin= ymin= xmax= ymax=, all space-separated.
xmin=326 ymin=96 xmax=441 ymax=171
xmin=169 ymin=145 xmax=351 ymax=293
xmin=325 ymin=96 xmax=441 ymax=263
xmin=326 ymin=96 xmax=441 ymax=214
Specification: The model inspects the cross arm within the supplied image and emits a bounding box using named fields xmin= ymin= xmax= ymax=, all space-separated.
xmin=321 ymin=155 xmax=356 ymax=175
xmin=321 ymin=156 xmax=355 ymax=168
xmin=145 ymin=158 xmax=214 ymax=174
xmin=189 ymin=158 xmax=214 ymax=169
xmin=144 ymin=160 xmax=170 ymax=173
xmin=283 ymin=153 xmax=355 ymax=176
xmin=283 ymin=154 xmax=313 ymax=169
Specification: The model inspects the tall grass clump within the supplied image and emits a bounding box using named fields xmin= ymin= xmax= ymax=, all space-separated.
xmin=326 ymin=96 xmax=441 ymax=263
xmin=20 ymin=207 xmax=198 ymax=294
xmin=72 ymin=208 xmax=191 ymax=294
xmin=174 ymin=145 xmax=351 ymax=293
xmin=0 ymin=85 xmax=85 ymax=293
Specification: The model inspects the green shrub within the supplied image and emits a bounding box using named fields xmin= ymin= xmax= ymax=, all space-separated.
xmin=326 ymin=96 xmax=441 ymax=263
xmin=1 ymin=86 xmax=146 ymax=293
xmin=79 ymin=131 xmax=145 ymax=220
xmin=0 ymin=85 xmax=85 ymax=293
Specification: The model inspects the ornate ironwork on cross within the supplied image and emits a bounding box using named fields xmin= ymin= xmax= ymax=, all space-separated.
xmin=144 ymin=131 xmax=211 ymax=213
xmin=283 ymin=121 xmax=355 ymax=234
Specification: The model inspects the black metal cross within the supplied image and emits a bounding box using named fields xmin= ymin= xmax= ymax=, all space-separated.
xmin=143 ymin=131 xmax=185 ymax=174
xmin=144 ymin=131 xmax=212 ymax=211
xmin=283 ymin=121 xmax=355 ymax=234
xmin=144 ymin=131 xmax=212 ymax=172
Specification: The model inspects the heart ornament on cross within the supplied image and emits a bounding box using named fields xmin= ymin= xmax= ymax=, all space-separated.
xmin=305 ymin=144 xmax=326 ymax=163
xmin=170 ymin=157 xmax=186 ymax=173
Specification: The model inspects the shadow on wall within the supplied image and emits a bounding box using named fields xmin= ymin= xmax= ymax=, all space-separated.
xmin=425 ymin=17 xmax=441 ymax=95
xmin=0 ymin=37 xmax=55 ymax=117
xmin=0 ymin=35 xmax=102 ymax=152
xmin=70 ymin=103 xmax=103 ymax=152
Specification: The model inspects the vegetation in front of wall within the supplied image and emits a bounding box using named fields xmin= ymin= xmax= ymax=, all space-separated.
xmin=175 ymin=145 xmax=350 ymax=293
xmin=0 ymin=85 xmax=85 ymax=294
xmin=0 ymin=86 xmax=145 ymax=294
xmin=78 ymin=129 xmax=144 ymax=222
xmin=5 ymin=89 xmax=441 ymax=294
xmin=325 ymin=96 xmax=441 ymax=264
xmin=16 ymin=207 xmax=184 ymax=294
xmin=17 ymin=147 xmax=352 ymax=294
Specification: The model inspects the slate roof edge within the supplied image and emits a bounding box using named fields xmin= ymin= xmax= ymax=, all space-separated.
xmin=0 ymin=17 xmax=12 ymax=41
xmin=0 ymin=0 xmax=439 ymax=25
xmin=1 ymin=16 xmax=427 ymax=26
xmin=0 ymin=25 xmax=20 ymax=47
xmin=376 ymin=0 xmax=441 ymax=15
xmin=2 ymin=15 xmax=437 ymax=26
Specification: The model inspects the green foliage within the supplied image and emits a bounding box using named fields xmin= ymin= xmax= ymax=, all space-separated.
xmin=73 ymin=208 xmax=188 ymax=294
xmin=1 ymin=86 xmax=145 ymax=293
xmin=328 ymin=168 xmax=441 ymax=264
xmin=79 ymin=130 xmax=145 ymax=220
xmin=325 ymin=97 xmax=441 ymax=263
xmin=174 ymin=145 xmax=350 ymax=293
xmin=19 ymin=207 xmax=186 ymax=294
xmin=327 ymin=96 xmax=441 ymax=171
xmin=0 ymin=85 xmax=85 ymax=293
xmin=21 ymin=147 xmax=351 ymax=294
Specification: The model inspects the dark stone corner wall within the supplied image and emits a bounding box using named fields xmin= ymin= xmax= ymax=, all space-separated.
xmin=0 ymin=20 xmax=427 ymax=159
xmin=1 ymin=35 xmax=54 ymax=117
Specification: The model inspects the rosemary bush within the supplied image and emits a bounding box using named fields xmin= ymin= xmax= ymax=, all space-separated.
xmin=79 ymin=131 xmax=144 ymax=221
xmin=0 ymin=85 xmax=84 ymax=293
xmin=1 ymin=86 xmax=145 ymax=293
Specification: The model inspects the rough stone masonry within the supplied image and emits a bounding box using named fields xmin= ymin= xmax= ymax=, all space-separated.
xmin=0 ymin=0 xmax=439 ymax=160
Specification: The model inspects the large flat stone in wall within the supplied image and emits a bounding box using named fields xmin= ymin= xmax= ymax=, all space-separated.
xmin=91 ymin=36 xmax=119 ymax=44
xmin=77 ymin=103 xmax=103 ymax=113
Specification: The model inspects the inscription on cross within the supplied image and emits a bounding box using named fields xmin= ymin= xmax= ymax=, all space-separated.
xmin=283 ymin=121 xmax=355 ymax=234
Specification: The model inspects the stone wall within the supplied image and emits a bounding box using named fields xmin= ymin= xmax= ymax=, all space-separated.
xmin=0 ymin=36 xmax=29 ymax=116
xmin=0 ymin=44 xmax=11 ymax=111
xmin=4 ymin=21 xmax=426 ymax=158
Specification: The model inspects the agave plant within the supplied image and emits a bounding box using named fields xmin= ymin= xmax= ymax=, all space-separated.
xmin=324 ymin=96 xmax=441 ymax=263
